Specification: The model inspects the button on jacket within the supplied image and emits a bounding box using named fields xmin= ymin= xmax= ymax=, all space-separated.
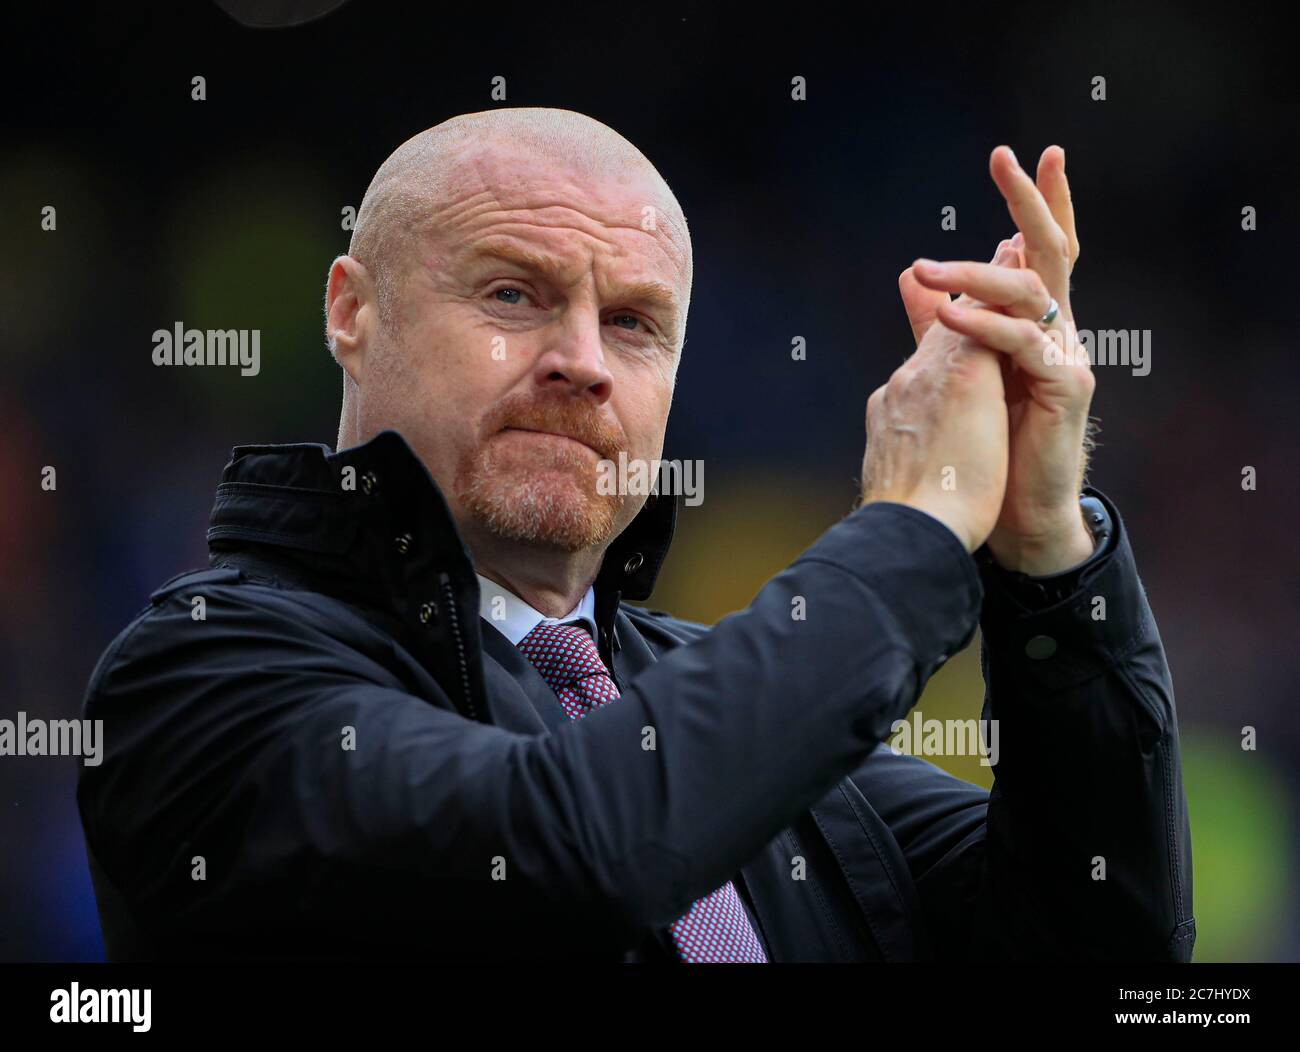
xmin=76 ymin=430 xmax=1196 ymax=962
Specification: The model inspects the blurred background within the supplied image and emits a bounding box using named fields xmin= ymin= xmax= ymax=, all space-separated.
xmin=1 ymin=1 xmax=1296 ymax=961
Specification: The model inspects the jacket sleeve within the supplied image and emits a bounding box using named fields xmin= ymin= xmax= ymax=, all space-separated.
xmin=856 ymin=488 xmax=1195 ymax=961
xmin=78 ymin=502 xmax=982 ymax=960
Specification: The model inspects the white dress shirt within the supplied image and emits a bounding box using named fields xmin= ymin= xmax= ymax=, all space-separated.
xmin=476 ymin=572 xmax=598 ymax=645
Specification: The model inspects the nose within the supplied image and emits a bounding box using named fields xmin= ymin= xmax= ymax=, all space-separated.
xmin=531 ymin=309 xmax=614 ymax=404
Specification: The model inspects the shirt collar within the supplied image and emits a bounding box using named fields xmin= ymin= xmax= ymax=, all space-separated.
xmin=476 ymin=573 xmax=598 ymax=646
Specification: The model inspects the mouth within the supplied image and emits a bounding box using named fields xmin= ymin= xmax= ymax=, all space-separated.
xmin=500 ymin=426 xmax=601 ymax=457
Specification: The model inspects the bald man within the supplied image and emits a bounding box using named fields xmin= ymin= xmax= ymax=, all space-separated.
xmin=78 ymin=109 xmax=1192 ymax=963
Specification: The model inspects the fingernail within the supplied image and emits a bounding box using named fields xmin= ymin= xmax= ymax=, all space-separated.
xmin=1006 ymin=147 xmax=1019 ymax=169
xmin=915 ymin=258 xmax=943 ymax=273
xmin=1011 ymin=232 xmax=1025 ymax=248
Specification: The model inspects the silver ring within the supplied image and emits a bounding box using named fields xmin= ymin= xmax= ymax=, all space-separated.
xmin=1037 ymin=297 xmax=1060 ymax=327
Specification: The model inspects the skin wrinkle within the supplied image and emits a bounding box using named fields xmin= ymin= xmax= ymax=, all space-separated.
xmin=460 ymin=142 xmax=688 ymax=242
xmin=325 ymin=108 xmax=692 ymax=617
xmin=443 ymin=205 xmax=684 ymax=278
xmin=447 ymin=238 xmax=683 ymax=351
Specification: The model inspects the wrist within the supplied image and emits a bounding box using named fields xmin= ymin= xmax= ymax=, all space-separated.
xmin=859 ymin=495 xmax=979 ymax=553
xmin=986 ymin=507 xmax=1095 ymax=575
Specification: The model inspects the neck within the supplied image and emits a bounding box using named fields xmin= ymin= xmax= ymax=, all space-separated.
xmin=464 ymin=526 xmax=605 ymax=618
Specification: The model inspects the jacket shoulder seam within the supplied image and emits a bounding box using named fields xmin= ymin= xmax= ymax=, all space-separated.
xmin=84 ymin=606 xmax=167 ymax=709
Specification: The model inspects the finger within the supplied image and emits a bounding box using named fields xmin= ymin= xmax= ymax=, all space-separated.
xmin=901 ymin=238 xmax=1012 ymax=345
xmin=959 ymin=239 xmax=1018 ymax=301
xmin=911 ymin=258 xmax=1052 ymax=320
xmin=989 ymin=146 xmax=1071 ymax=304
xmin=898 ymin=267 xmax=950 ymax=346
xmin=1010 ymin=232 xmax=1026 ymax=268
xmin=1035 ymin=145 xmax=1079 ymax=268
xmin=994 ymin=238 xmax=1023 ymax=280
xmin=935 ymin=301 xmax=1094 ymax=397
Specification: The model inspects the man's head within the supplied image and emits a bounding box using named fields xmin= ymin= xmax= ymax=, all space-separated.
xmin=325 ymin=108 xmax=692 ymax=557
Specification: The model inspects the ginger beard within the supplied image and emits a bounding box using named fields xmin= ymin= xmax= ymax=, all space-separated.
xmin=453 ymin=390 xmax=632 ymax=552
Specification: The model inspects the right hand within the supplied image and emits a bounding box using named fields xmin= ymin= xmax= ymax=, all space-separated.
xmin=859 ymin=265 xmax=1010 ymax=553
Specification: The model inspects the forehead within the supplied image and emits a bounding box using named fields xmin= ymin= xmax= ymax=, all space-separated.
xmin=427 ymin=145 xmax=690 ymax=295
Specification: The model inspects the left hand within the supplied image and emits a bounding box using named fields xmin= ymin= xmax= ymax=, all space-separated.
xmin=898 ymin=145 xmax=1096 ymax=575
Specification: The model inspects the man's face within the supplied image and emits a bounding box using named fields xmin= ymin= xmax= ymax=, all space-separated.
xmin=366 ymin=146 xmax=690 ymax=553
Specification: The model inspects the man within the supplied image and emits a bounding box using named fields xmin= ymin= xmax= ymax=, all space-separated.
xmin=77 ymin=108 xmax=1194 ymax=962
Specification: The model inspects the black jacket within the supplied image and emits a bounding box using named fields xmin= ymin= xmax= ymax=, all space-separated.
xmin=77 ymin=430 xmax=1195 ymax=961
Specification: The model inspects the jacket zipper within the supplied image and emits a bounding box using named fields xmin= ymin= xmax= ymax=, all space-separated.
xmin=439 ymin=572 xmax=477 ymax=721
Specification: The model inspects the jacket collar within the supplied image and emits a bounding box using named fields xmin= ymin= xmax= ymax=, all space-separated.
xmin=206 ymin=428 xmax=677 ymax=615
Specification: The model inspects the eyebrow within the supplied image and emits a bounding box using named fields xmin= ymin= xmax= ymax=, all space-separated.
xmin=463 ymin=238 xmax=683 ymax=339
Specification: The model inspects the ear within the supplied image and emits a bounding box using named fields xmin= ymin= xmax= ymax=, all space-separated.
xmin=325 ymin=255 xmax=378 ymax=385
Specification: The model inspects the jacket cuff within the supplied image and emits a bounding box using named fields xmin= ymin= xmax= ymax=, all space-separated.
xmin=978 ymin=488 xmax=1153 ymax=693
xmin=976 ymin=493 xmax=1114 ymax=609
xmin=801 ymin=501 xmax=984 ymax=671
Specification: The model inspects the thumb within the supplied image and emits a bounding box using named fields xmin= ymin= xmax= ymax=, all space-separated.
xmin=898 ymin=266 xmax=950 ymax=346
xmin=900 ymin=239 xmax=1014 ymax=346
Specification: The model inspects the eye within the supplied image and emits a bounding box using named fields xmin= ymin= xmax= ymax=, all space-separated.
xmin=494 ymin=287 xmax=527 ymax=305
xmin=609 ymin=313 xmax=641 ymax=331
